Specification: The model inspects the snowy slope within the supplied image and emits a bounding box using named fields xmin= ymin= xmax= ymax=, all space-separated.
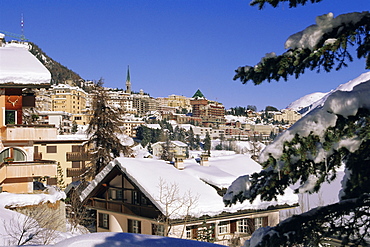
xmin=0 ymin=42 xmax=51 ymax=85
xmin=287 ymin=72 xmax=370 ymax=116
xmin=286 ymin=92 xmax=328 ymax=111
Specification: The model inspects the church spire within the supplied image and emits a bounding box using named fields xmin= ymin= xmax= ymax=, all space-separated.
xmin=125 ymin=65 xmax=131 ymax=94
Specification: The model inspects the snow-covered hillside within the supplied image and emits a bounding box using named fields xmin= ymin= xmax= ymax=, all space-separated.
xmin=287 ymin=71 xmax=370 ymax=115
xmin=286 ymin=92 xmax=327 ymax=111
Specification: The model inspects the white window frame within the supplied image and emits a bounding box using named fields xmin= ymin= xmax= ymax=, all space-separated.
xmin=237 ymin=218 xmax=248 ymax=233
xmin=218 ymin=221 xmax=228 ymax=234
xmin=186 ymin=226 xmax=192 ymax=239
xmin=255 ymin=217 xmax=264 ymax=230
xmin=132 ymin=220 xmax=140 ymax=233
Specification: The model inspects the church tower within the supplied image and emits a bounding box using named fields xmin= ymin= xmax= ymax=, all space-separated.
xmin=125 ymin=65 xmax=131 ymax=94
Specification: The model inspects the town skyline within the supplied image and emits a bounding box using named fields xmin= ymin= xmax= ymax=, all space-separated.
xmin=1 ymin=0 xmax=368 ymax=110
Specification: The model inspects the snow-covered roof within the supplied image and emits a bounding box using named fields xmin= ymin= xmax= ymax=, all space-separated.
xmin=81 ymin=154 xmax=298 ymax=219
xmin=0 ymin=42 xmax=51 ymax=86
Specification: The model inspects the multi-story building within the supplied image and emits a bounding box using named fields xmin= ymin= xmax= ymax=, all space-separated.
xmin=156 ymin=94 xmax=192 ymax=112
xmin=106 ymin=89 xmax=136 ymax=114
xmin=132 ymin=90 xmax=158 ymax=116
xmin=190 ymin=89 xmax=225 ymax=127
xmin=50 ymin=83 xmax=88 ymax=115
xmin=273 ymin=109 xmax=302 ymax=124
xmin=0 ymin=40 xmax=58 ymax=193
xmin=38 ymin=111 xmax=73 ymax=134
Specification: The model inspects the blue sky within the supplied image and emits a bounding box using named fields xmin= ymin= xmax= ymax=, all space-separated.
xmin=0 ymin=0 xmax=368 ymax=110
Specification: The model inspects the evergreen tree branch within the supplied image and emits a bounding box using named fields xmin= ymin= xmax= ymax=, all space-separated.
xmin=247 ymin=194 xmax=370 ymax=247
xmin=250 ymin=0 xmax=323 ymax=9
xmin=234 ymin=12 xmax=370 ymax=85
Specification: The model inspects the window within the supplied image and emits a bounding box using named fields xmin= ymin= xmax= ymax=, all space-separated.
xmin=152 ymin=224 xmax=164 ymax=236
xmin=255 ymin=217 xmax=263 ymax=230
xmin=5 ymin=110 xmax=16 ymax=125
xmin=0 ymin=148 xmax=26 ymax=162
xmin=132 ymin=191 xmax=140 ymax=205
xmin=218 ymin=221 xmax=228 ymax=234
xmin=72 ymin=161 xmax=80 ymax=168
xmin=46 ymin=146 xmax=57 ymax=153
xmin=98 ymin=213 xmax=109 ymax=229
xmin=237 ymin=219 xmax=249 ymax=233
xmin=186 ymin=226 xmax=192 ymax=239
xmin=128 ymin=219 xmax=141 ymax=233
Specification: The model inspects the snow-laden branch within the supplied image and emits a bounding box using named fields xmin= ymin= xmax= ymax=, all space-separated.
xmin=234 ymin=12 xmax=370 ymax=85
xmin=244 ymin=194 xmax=370 ymax=247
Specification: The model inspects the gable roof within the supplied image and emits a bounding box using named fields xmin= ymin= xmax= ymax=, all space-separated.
xmin=80 ymin=155 xmax=298 ymax=219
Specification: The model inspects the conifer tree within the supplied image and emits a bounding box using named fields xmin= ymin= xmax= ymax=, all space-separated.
xmin=225 ymin=1 xmax=370 ymax=246
xmin=86 ymin=78 xmax=131 ymax=175
xmin=203 ymin=132 xmax=211 ymax=155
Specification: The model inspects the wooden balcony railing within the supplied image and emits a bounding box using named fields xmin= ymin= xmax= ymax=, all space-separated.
xmin=88 ymin=198 xmax=160 ymax=218
xmin=66 ymin=167 xmax=88 ymax=178
xmin=66 ymin=152 xmax=91 ymax=161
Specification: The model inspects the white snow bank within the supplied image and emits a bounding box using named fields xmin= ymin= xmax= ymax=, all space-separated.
xmin=0 ymin=186 xmax=66 ymax=208
xmin=53 ymin=232 xmax=224 ymax=247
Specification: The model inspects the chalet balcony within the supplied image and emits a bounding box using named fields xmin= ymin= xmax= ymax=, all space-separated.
xmin=66 ymin=152 xmax=91 ymax=162
xmin=0 ymin=124 xmax=57 ymax=141
xmin=88 ymin=198 xmax=160 ymax=219
xmin=66 ymin=167 xmax=88 ymax=178
xmin=0 ymin=160 xmax=58 ymax=183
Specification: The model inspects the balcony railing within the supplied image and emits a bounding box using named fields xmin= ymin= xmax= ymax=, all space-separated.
xmin=88 ymin=198 xmax=160 ymax=218
xmin=0 ymin=160 xmax=58 ymax=183
xmin=66 ymin=167 xmax=88 ymax=178
xmin=66 ymin=152 xmax=91 ymax=161
xmin=1 ymin=124 xmax=57 ymax=141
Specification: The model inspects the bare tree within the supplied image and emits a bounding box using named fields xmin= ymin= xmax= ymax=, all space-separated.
xmin=65 ymin=189 xmax=94 ymax=233
xmin=156 ymin=178 xmax=199 ymax=237
xmin=1 ymin=204 xmax=65 ymax=246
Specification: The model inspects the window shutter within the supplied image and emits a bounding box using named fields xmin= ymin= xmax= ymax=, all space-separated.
xmin=262 ymin=216 xmax=268 ymax=227
xmin=192 ymin=226 xmax=198 ymax=239
xmin=247 ymin=218 xmax=255 ymax=234
xmin=98 ymin=213 xmax=103 ymax=228
xmin=230 ymin=220 xmax=236 ymax=233
xmin=128 ymin=219 xmax=133 ymax=233
xmin=138 ymin=220 xmax=142 ymax=233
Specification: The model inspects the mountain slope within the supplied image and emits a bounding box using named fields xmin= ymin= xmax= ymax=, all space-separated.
xmin=28 ymin=42 xmax=82 ymax=86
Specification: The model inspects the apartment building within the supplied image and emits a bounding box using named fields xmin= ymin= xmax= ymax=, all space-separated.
xmin=190 ymin=90 xmax=225 ymax=127
xmin=0 ymin=40 xmax=58 ymax=193
xmin=51 ymin=84 xmax=88 ymax=115
xmin=273 ymin=109 xmax=302 ymax=124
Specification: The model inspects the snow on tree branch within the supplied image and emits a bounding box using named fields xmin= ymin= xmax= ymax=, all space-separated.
xmin=234 ymin=11 xmax=370 ymax=85
xmin=244 ymin=194 xmax=370 ymax=247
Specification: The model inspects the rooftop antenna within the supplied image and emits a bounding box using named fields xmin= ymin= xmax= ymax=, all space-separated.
xmin=20 ymin=13 xmax=25 ymax=42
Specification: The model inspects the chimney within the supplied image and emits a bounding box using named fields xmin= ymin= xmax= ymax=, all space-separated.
xmin=200 ymin=152 xmax=209 ymax=166
xmin=174 ymin=154 xmax=185 ymax=170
